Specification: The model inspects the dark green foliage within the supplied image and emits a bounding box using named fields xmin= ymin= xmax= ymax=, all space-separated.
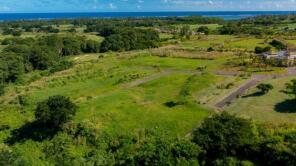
xmin=49 ymin=60 xmax=73 ymax=73
xmin=0 ymin=52 xmax=25 ymax=83
xmin=218 ymin=23 xmax=274 ymax=36
xmin=0 ymin=35 xmax=102 ymax=83
xmin=213 ymin=157 xmax=254 ymax=166
xmin=67 ymin=28 xmax=76 ymax=33
xmin=0 ymin=84 xmax=5 ymax=96
xmin=97 ymin=26 xmax=118 ymax=37
xmin=254 ymin=46 xmax=271 ymax=54
xmin=193 ymin=112 xmax=257 ymax=160
xmin=1 ymin=37 xmax=34 ymax=45
xmin=18 ymin=95 xmax=29 ymax=106
xmin=2 ymin=28 xmax=22 ymax=36
xmin=269 ymin=40 xmax=287 ymax=50
xmin=35 ymin=95 xmax=77 ymax=129
xmin=207 ymin=47 xmax=214 ymax=52
xmin=258 ymin=131 xmax=296 ymax=166
xmin=29 ymin=46 xmax=59 ymax=70
xmin=12 ymin=30 xmax=22 ymax=36
xmin=44 ymin=133 xmax=86 ymax=166
xmin=256 ymin=83 xmax=273 ymax=94
xmin=61 ymin=36 xmax=83 ymax=56
xmin=100 ymin=28 xmax=159 ymax=52
xmin=197 ymin=26 xmax=210 ymax=35
xmin=4 ymin=113 xmax=296 ymax=165
xmin=82 ymin=40 xmax=100 ymax=53
xmin=180 ymin=25 xmax=192 ymax=38
xmin=38 ymin=26 xmax=60 ymax=33
xmin=284 ymin=79 xmax=296 ymax=100
xmin=0 ymin=145 xmax=27 ymax=166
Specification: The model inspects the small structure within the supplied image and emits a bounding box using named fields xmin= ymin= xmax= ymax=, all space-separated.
xmin=260 ymin=49 xmax=296 ymax=66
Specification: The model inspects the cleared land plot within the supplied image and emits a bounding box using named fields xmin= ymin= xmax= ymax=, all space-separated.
xmin=1 ymin=53 xmax=229 ymax=138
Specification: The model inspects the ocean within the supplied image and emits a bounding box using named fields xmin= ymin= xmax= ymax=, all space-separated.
xmin=0 ymin=11 xmax=295 ymax=21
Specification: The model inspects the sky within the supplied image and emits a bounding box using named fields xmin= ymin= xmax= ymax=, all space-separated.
xmin=0 ymin=0 xmax=296 ymax=13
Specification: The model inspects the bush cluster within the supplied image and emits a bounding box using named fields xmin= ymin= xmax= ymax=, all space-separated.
xmin=2 ymin=108 xmax=295 ymax=165
xmin=0 ymin=35 xmax=100 ymax=84
xmin=100 ymin=28 xmax=160 ymax=52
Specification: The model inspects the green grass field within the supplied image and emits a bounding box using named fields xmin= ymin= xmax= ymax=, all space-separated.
xmin=2 ymin=52 xmax=231 ymax=141
xmin=226 ymin=76 xmax=296 ymax=124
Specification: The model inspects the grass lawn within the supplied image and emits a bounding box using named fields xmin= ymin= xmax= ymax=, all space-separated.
xmin=226 ymin=76 xmax=296 ymax=124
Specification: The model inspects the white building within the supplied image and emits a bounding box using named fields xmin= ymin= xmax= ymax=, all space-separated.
xmin=261 ymin=50 xmax=296 ymax=66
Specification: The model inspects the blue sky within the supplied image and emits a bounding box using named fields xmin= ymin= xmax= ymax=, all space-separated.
xmin=0 ymin=0 xmax=296 ymax=13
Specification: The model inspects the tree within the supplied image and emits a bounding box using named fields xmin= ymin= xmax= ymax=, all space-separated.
xmin=35 ymin=95 xmax=77 ymax=129
xmin=284 ymin=79 xmax=296 ymax=100
xmin=270 ymin=40 xmax=287 ymax=50
xmin=197 ymin=26 xmax=210 ymax=35
xmin=192 ymin=112 xmax=257 ymax=160
xmin=256 ymin=83 xmax=273 ymax=94
xmin=29 ymin=46 xmax=59 ymax=70
xmin=207 ymin=47 xmax=214 ymax=52
xmin=180 ymin=25 xmax=191 ymax=39
xmin=254 ymin=46 xmax=271 ymax=54
xmin=0 ymin=52 xmax=25 ymax=83
xmin=82 ymin=40 xmax=100 ymax=53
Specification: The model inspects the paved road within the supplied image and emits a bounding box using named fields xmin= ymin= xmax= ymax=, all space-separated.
xmin=214 ymin=67 xmax=296 ymax=109
xmin=214 ymin=76 xmax=265 ymax=109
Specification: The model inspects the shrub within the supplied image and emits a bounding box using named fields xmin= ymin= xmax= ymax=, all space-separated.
xmin=256 ymin=83 xmax=273 ymax=94
xmin=284 ymin=79 xmax=296 ymax=100
xmin=35 ymin=95 xmax=77 ymax=129
xmin=49 ymin=60 xmax=73 ymax=73
xmin=207 ymin=47 xmax=214 ymax=52
xmin=197 ymin=26 xmax=210 ymax=35
xmin=270 ymin=40 xmax=287 ymax=50
xmin=254 ymin=46 xmax=271 ymax=54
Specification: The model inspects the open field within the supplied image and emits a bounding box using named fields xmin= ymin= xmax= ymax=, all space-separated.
xmin=2 ymin=33 xmax=296 ymax=140
xmin=226 ymin=76 xmax=296 ymax=124
xmin=1 ymin=52 xmax=231 ymax=139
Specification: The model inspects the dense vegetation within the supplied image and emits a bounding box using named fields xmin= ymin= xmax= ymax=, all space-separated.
xmin=0 ymin=35 xmax=101 ymax=84
xmin=99 ymin=28 xmax=160 ymax=52
xmin=1 ymin=108 xmax=295 ymax=165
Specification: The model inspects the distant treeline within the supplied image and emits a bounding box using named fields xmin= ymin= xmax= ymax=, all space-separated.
xmin=2 ymin=15 xmax=296 ymax=37
xmin=219 ymin=14 xmax=296 ymax=36
xmin=0 ymin=16 xmax=224 ymax=29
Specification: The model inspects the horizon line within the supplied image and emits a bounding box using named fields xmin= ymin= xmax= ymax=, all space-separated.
xmin=0 ymin=10 xmax=296 ymax=14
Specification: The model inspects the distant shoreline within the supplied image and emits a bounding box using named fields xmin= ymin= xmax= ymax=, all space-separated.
xmin=0 ymin=11 xmax=295 ymax=21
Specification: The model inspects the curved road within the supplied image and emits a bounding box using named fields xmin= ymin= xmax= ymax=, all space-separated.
xmin=214 ymin=67 xmax=296 ymax=109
